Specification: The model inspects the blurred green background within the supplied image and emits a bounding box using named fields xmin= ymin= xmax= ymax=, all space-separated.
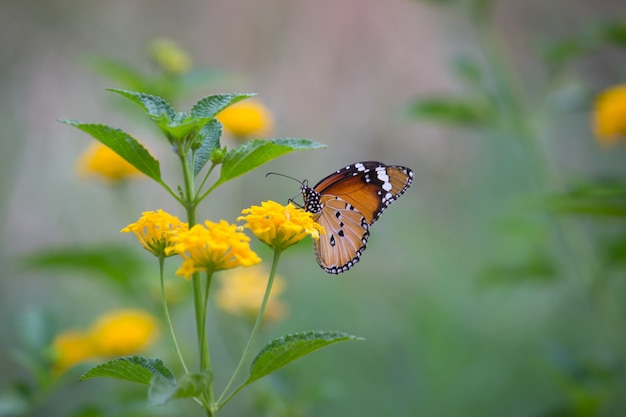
xmin=1 ymin=0 xmax=626 ymax=416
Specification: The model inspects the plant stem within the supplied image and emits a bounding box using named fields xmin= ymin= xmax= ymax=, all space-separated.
xmin=159 ymin=256 xmax=189 ymax=374
xmin=201 ymin=270 xmax=216 ymax=405
xmin=180 ymin=149 xmax=216 ymax=414
xmin=216 ymin=249 xmax=282 ymax=409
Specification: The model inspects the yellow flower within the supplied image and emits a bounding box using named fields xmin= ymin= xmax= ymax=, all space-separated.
xmin=166 ymin=220 xmax=262 ymax=279
xmin=121 ymin=209 xmax=188 ymax=257
xmin=51 ymin=330 xmax=97 ymax=374
xmin=216 ymin=267 xmax=287 ymax=322
xmin=593 ymin=84 xmax=626 ymax=146
xmin=77 ymin=142 xmax=143 ymax=182
xmin=148 ymin=38 xmax=192 ymax=76
xmin=238 ymin=201 xmax=325 ymax=251
xmin=88 ymin=309 xmax=159 ymax=357
xmin=50 ymin=309 xmax=159 ymax=374
xmin=216 ymin=99 xmax=275 ymax=139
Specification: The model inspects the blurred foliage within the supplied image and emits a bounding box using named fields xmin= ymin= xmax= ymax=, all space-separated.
xmin=409 ymin=2 xmax=626 ymax=417
xmin=87 ymin=39 xmax=225 ymax=105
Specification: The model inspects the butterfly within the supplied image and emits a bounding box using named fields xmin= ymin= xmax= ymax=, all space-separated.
xmin=299 ymin=161 xmax=413 ymax=274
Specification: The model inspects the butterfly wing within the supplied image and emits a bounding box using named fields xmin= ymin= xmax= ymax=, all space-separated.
xmin=304 ymin=161 xmax=413 ymax=274
xmin=312 ymin=196 xmax=370 ymax=274
xmin=312 ymin=161 xmax=414 ymax=225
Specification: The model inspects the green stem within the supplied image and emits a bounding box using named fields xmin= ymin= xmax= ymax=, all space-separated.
xmin=216 ymin=249 xmax=282 ymax=409
xmin=159 ymin=256 xmax=189 ymax=374
xmin=180 ymin=148 xmax=216 ymax=414
xmin=195 ymin=162 xmax=217 ymax=203
xmin=201 ymin=270 xmax=216 ymax=404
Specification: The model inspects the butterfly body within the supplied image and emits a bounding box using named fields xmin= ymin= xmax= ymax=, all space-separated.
xmin=301 ymin=161 xmax=413 ymax=274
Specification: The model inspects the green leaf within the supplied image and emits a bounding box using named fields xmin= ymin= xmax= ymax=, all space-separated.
xmin=247 ymin=331 xmax=363 ymax=384
xmin=148 ymin=372 xmax=212 ymax=406
xmin=190 ymin=93 xmax=255 ymax=119
xmin=61 ymin=121 xmax=161 ymax=182
xmin=80 ymin=357 xmax=174 ymax=385
xmin=216 ymin=138 xmax=326 ymax=187
xmin=406 ymin=96 xmax=494 ymax=126
xmin=544 ymin=182 xmax=626 ymax=218
xmin=602 ymin=20 xmax=626 ymax=48
xmin=477 ymin=255 xmax=556 ymax=287
xmin=452 ymin=56 xmax=484 ymax=87
xmin=107 ymin=88 xmax=176 ymax=121
xmin=87 ymin=58 xmax=148 ymax=92
xmin=19 ymin=245 xmax=144 ymax=292
xmin=190 ymin=119 xmax=222 ymax=176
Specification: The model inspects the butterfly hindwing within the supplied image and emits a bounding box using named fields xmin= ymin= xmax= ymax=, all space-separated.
xmin=312 ymin=196 xmax=370 ymax=274
xmin=302 ymin=161 xmax=413 ymax=274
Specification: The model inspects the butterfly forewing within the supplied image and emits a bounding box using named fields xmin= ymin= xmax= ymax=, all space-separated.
xmin=313 ymin=196 xmax=369 ymax=274
xmin=312 ymin=162 xmax=413 ymax=225
xmin=302 ymin=161 xmax=413 ymax=274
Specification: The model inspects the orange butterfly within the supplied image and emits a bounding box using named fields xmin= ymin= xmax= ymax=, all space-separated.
xmin=300 ymin=161 xmax=413 ymax=274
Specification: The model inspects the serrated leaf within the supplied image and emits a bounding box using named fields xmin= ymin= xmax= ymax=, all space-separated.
xmin=190 ymin=119 xmax=222 ymax=176
xmin=216 ymin=138 xmax=326 ymax=187
xmin=80 ymin=356 xmax=174 ymax=385
xmin=406 ymin=97 xmax=494 ymax=126
xmin=190 ymin=93 xmax=255 ymax=119
xmin=61 ymin=121 xmax=161 ymax=182
xmin=247 ymin=331 xmax=363 ymax=384
xmin=148 ymin=372 xmax=212 ymax=406
xmin=107 ymin=88 xmax=176 ymax=121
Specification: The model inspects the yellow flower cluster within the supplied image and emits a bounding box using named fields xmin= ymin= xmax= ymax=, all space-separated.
xmin=166 ymin=220 xmax=262 ymax=279
xmin=77 ymin=142 xmax=143 ymax=183
xmin=121 ymin=209 xmax=188 ymax=257
xmin=52 ymin=309 xmax=158 ymax=374
xmin=216 ymin=267 xmax=287 ymax=322
xmin=238 ymin=201 xmax=324 ymax=251
xmin=217 ymin=99 xmax=275 ymax=139
xmin=593 ymin=84 xmax=626 ymax=146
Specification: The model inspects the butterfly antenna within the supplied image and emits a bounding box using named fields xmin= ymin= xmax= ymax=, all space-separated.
xmin=265 ymin=172 xmax=305 ymax=186
xmin=265 ymin=172 xmax=306 ymax=207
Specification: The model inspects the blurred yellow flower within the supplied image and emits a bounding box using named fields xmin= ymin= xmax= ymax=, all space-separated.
xmin=216 ymin=267 xmax=288 ymax=322
xmin=148 ymin=38 xmax=192 ymax=76
xmin=88 ymin=309 xmax=159 ymax=357
xmin=166 ymin=220 xmax=262 ymax=279
xmin=238 ymin=201 xmax=324 ymax=251
xmin=51 ymin=309 xmax=159 ymax=374
xmin=52 ymin=330 xmax=97 ymax=374
xmin=77 ymin=142 xmax=143 ymax=183
xmin=593 ymin=84 xmax=626 ymax=146
xmin=216 ymin=99 xmax=275 ymax=139
xmin=121 ymin=209 xmax=188 ymax=257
